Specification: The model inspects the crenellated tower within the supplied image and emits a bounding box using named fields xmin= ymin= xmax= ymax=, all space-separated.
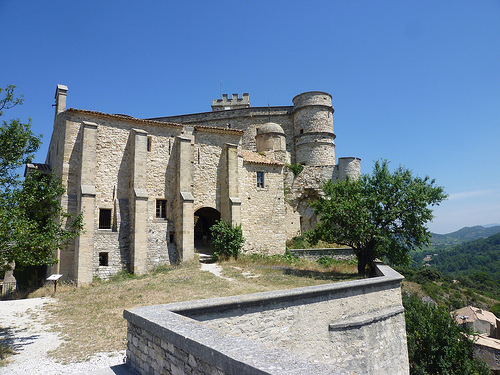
xmin=292 ymin=91 xmax=336 ymax=166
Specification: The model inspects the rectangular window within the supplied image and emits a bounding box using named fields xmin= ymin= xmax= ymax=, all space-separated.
xmin=99 ymin=252 xmax=109 ymax=266
xmin=147 ymin=136 xmax=152 ymax=152
xmin=256 ymin=171 xmax=265 ymax=188
xmin=156 ymin=199 xmax=167 ymax=219
xmin=99 ymin=208 xmax=112 ymax=229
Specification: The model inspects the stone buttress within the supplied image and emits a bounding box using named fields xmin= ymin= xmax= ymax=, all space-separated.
xmin=74 ymin=121 xmax=98 ymax=286
xmin=129 ymin=129 xmax=149 ymax=275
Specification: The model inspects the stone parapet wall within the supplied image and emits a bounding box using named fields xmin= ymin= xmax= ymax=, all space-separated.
xmin=289 ymin=247 xmax=356 ymax=261
xmin=124 ymin=264 xmax=409 ymax=375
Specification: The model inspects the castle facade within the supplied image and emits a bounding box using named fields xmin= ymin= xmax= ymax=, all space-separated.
xmin=41 ymin=85 xmax=360 ymax=285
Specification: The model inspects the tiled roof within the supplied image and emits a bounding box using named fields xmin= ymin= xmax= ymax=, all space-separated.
xmin=241 ymin=150 xmax=282 ymax=166
xmin=451 ymin=306 xmax=499 ymax=325
xmin=65 ymin=108 xmax=243 ymax=135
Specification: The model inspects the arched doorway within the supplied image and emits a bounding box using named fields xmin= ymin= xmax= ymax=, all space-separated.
xmin=194 ymin=207 xmax=221 ymax=252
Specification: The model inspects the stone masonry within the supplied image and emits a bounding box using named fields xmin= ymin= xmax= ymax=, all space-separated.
xmin=37 ymin=86 xmax=361 ymax=285
xmin=124 ymin=263 xmax=409 ymax=375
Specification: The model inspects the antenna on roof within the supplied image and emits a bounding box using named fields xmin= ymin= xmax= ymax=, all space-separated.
xmin=268 ymin=101 xmax=270 ymax=122
xmin=220 ymin=82 xmax=222 ymax=98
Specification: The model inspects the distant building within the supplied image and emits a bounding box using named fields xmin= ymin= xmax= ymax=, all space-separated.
xmin=33 ymin=85 xmax=361 ymax=285
xmin=452 ymin=305 xmax=500 ymax=372
xmin=452 ymin=305 xmax=499 ymax=337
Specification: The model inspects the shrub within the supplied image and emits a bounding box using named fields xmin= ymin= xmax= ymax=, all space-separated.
xmin=287 ymin=163 xmax=304 ymax=176
xmin=490 ymin=303 xmax=500 ymax=319
xmin=210 ymin=220 xmax=245 ymax=261
xmin=403 ymin=294 xmax=489 ymax=375
xmin=415 ymin=268 xmax=442 ymax=284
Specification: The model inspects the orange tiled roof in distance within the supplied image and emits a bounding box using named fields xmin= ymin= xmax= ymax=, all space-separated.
xmin=241 ymin=150 xmax=283 ymax=166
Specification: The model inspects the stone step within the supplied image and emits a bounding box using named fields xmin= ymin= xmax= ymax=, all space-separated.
xmin=198 ymin=252 xmax=215 ymax=263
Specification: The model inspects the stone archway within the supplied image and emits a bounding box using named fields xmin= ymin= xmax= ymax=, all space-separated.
xmin=194 ymin=207 xmax=221 ymax=252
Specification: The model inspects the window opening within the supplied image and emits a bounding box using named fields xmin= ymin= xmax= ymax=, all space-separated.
xmin=147 ymin=136 xmax=152 ymax=152
xmin=156 ymin=199 xmax=167 ymax=219
xmin=99 ymin=252 xmax=109 ymax=266
xmin=256 ymin=171 xmax=265 ymax=188
xmin=99 ymin=208 xmax=112 ymax=229
xmin=299 ymin=129 xmax=304 ymax=134
xmin=169 ymin=232 xmax=175 ymax=243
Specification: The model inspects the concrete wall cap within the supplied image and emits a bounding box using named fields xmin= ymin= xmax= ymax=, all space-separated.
xmin=134 ymin=188 xmax=148 ymax=199
xmin=81 ymin=185 xmax=96 ymax=196
xmin=180 ymin=191 xmax=194 ymax=202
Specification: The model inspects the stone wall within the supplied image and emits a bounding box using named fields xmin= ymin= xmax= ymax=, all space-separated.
xmin=124 ymin=264 xmax=409 ymax=375
xmin=151 ymin=108 xmax=294 ymax=158
xmin=240 ymin=161 xmax=285 ymax=254
xmin=289 ymin=248 xmax=356 ymax=261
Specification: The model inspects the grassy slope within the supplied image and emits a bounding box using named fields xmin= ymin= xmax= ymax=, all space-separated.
xmin=17 ymin=255 xmax=358 ymax=363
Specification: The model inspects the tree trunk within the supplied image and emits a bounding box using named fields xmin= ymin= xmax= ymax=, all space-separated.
xmin=357 ymin=251 xmax=370 ymax=276
xmin=356 ymin=244 xmax=376 ymax=276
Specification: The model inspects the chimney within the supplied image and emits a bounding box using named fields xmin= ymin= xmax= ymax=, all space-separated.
xmin=55 ymin=84 xmax=68 ymax=116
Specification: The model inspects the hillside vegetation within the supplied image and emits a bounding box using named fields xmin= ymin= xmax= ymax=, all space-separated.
xmin=402 ymin=229 xmax=500 ymax=317
xmin=429 ymin=225 xmax=500 ymax=249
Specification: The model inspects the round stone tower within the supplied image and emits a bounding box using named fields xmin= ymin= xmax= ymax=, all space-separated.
xmin=255 ymin=122 xmax=290 ymax=164
xmin=292 ymin=91 xmax=336 ymax=166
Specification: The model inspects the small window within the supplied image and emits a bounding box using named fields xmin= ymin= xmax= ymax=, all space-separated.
xmin=147 ymin=136 xmax=152 ymax=152
xmin=256 ymin=127 xmax=259 ymax=134
xmin=156 ymin=199 xmax=167 ymax=219
xmin=169 ymin=231 xmax=175 ymax=243
xmin=99 ymin=252 xmax=109 ymax=266
xmin=256 ymin=172 xmax=265 ymax=188
xmin=99 ymin=208 xmax=112 ymax=229
xmin=299 ymin=129 xmax=304 ymax=134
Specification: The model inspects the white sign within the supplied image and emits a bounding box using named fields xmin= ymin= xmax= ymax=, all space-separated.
xmin=46 ymin=274 xmax=63 ymax=281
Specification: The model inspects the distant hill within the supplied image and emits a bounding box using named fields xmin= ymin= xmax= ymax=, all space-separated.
xmin=430 ymin=232 xmax=500 ymax=282
xmin=430 ymin=225 xmax=500 ymax=248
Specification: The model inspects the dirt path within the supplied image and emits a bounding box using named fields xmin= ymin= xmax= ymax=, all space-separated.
xmin=0 ymin=297 xmax=124 ymax=375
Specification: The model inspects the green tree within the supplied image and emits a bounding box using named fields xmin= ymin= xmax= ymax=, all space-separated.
xmin=210 ymin=220 xmax=245 ymax=261
xmin=0 ymin=85 xmax=82 ymax=277
xmin=403 ymin=294 xmax=489 ymax=374
xmin=308 ymin=160 xmax=447 ymax=275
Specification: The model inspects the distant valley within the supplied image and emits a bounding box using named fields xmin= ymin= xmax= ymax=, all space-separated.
xmin=430 ymin=225 xmax=500 ymax=248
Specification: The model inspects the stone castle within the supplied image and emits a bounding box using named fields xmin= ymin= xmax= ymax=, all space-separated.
xmin=38 ymin=85 xmax=360 ymax=285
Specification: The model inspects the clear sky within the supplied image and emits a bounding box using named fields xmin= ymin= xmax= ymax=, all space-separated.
xmin=1 ymin=1 xmax=499 ymax=234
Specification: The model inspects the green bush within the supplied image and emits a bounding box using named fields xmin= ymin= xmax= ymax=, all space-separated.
xmin=490 ymin=303 xmax=500 ymax=319
xmin=287 ymin=163 xmax=304 ymax=176
xmin=415 ymin=268 xmax=442 ymax=284
xmin=271 ymin=249 xmax=300 ymax=264
xmin=403 ymin=294 xmax=489 ymax=375
xmin=210 ymin=220 xmax=245 ymax=261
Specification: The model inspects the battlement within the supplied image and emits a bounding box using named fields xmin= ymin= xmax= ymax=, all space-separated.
xmin=212 ymin=93 xmax=250 ymax=111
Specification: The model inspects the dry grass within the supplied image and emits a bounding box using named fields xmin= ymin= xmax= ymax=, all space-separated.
xmin=25 ymin=254 xmax=358 ymax=363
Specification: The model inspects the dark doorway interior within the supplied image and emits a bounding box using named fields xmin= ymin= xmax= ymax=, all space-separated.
xmin=194 ymin=207 xmax=221 ymax=252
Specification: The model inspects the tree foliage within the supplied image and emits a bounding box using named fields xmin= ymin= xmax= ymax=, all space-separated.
xmin=308 ymin=160 xmax=447 ymax=275
xmin=210 ymin=220 xmax=245 ymax=261
xmin=403 ymin=294 xmax=489 ymax=375
xmin=0 ymin=85 xmax=82 ymax=277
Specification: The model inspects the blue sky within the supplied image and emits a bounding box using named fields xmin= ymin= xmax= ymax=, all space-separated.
xmin=1 ymin=1 xmax=499 ymax=234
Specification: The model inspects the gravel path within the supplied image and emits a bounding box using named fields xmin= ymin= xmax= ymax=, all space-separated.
xmin=0 ymin=297 xmax=126 ymax=375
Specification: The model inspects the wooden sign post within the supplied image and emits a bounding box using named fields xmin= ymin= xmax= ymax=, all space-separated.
xmin=46 ymin=274 xmax=63 ymax=294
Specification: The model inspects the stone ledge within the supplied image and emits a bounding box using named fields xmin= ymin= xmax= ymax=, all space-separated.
xmin=329 ymin=305 xmax=405 ymax=331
